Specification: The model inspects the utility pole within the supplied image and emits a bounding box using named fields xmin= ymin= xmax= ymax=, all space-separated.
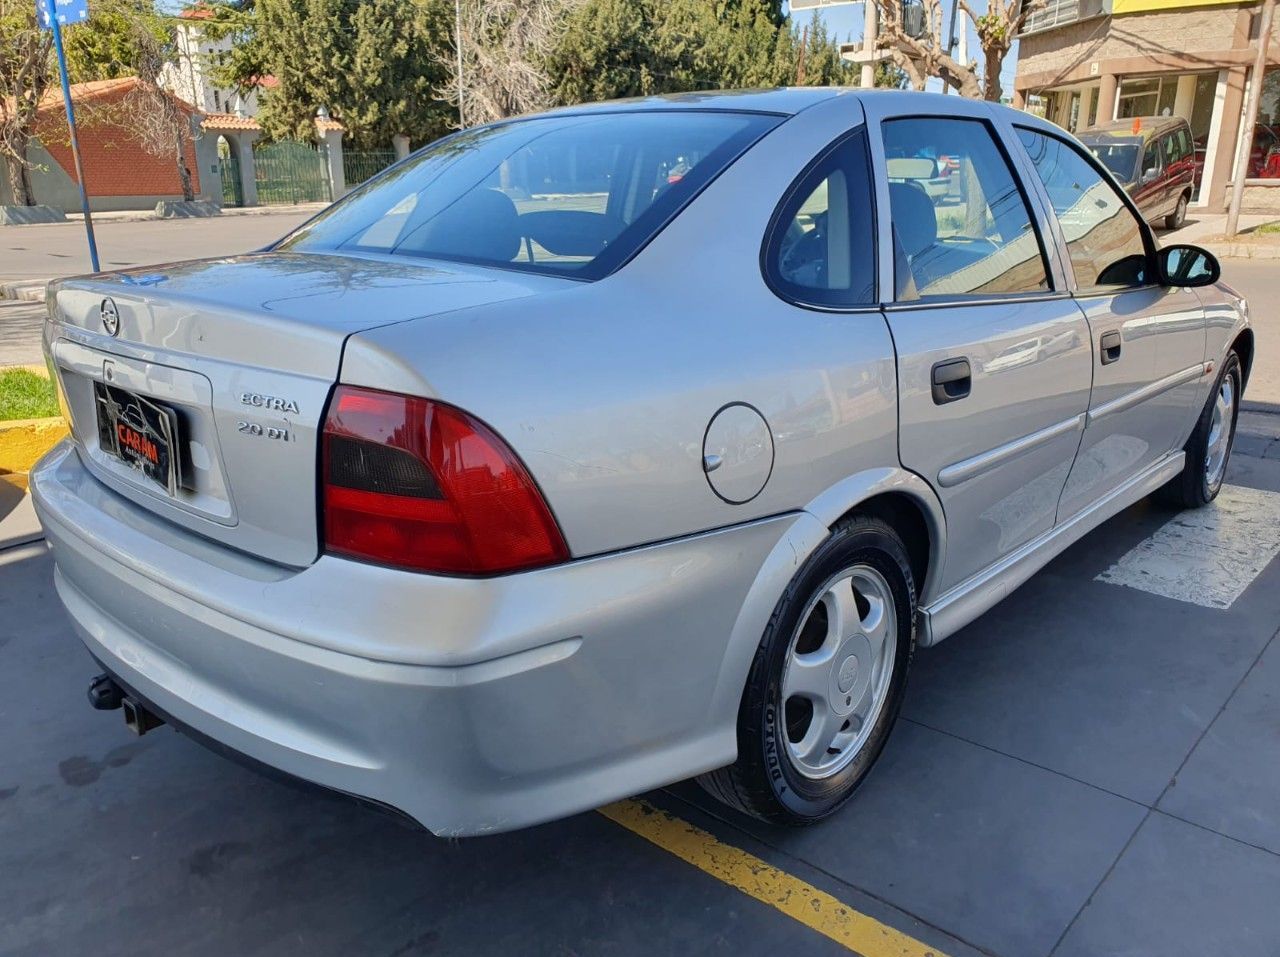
xmin=454 ymin=0 xmax=466 ymax=128
xmin=943 ymin=0 xmax=961 ymax=94
xmin=860 ymin=0 xmax=878 ymax=88
xmin=1227 ymin=0 xmax=1276 ymax=237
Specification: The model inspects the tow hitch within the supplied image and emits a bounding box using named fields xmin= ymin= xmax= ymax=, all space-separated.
xmin=87 ymin=673 xmax=165 ymax=736
xmin=86 ymin=673 xmax=122 ymax=710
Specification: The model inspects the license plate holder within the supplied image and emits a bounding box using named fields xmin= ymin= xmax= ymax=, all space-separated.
xmin=94 ymin=381 xmax=183 ymax=496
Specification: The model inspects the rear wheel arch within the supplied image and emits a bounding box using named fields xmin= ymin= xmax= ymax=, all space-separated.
xmin=832 ymin=492 xmax=933 ymax=602
xmin=804 ymin=468 xmax=946 ymax=606
xmin=707 ymin=471 xmax=945 ymax=748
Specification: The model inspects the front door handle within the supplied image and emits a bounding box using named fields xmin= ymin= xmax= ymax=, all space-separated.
xmin=1100 ymin=330 xmax=1123 ymax=365
xmin=931 ymin=358 xmax=971 ymax=405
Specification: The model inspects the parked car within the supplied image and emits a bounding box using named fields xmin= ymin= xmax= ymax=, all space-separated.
xmin=33 ymin=90 xmax=1252 ymax=836
xmin=1079 ymin=115 xmax=1197 ymax=229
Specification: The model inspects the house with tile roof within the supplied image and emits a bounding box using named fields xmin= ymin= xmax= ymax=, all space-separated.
xmin=0 ymin=77 xmax=220 ymax=212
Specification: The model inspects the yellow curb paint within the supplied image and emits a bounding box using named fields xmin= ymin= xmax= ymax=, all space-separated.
xmin=0 ymin=417 xmax=68 ymax=474
xmin=598 ymin=800 xmax=945 ymax=957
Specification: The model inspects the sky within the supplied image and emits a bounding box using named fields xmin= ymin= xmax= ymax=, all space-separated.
xmin=785 ymin=0 xmax=1021 ymax=98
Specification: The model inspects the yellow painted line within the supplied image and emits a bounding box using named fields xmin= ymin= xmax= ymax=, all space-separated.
xmin=598 ymin=799 xmax=946 ymax=957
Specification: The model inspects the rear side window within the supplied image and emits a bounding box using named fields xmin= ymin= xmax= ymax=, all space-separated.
xmin=763 ymin=130 xmax=876 ymax=308
xmin=882 ymin=117 xmax=1050 ymax=300
xmin=1165 ymin=128 xmax=1192 ymax=164
xmin=1016 ymin=128 xmax=1151 ymax=292
xmin=278 ymin=111 xmax=779 ymax=280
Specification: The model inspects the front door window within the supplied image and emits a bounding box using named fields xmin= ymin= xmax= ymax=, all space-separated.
xmin=1016 ymin=128 xmax=1150 ymax=291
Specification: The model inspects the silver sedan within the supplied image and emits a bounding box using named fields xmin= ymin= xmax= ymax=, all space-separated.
xmin=32 ymin=89 xmax=1250 ymax=835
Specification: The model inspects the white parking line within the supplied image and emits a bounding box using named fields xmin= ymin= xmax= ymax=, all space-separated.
xmin=1096 ymin=485 xmax=1280 ymax=609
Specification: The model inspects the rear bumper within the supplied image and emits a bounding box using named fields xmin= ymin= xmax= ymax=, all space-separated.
xmin=32 ymin=440 xmax=806 ymax=835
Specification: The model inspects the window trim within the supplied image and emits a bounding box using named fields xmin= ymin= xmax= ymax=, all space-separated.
xmin=759 ymin=126 xmax=880 ymax=313
xmin=1012 ymin=123 xmax=1159 ymax=298
xmin=879 ymin=114 xmax=1057 ymax=305
xmin=883 ymin=290 xmax=1071 ymax=314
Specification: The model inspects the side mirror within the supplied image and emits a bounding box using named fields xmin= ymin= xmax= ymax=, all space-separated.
xmin=1159 ymin=244 xmax=1220 ymax=288
xmin=1140 ymin=167 xmax=1161 ymax=184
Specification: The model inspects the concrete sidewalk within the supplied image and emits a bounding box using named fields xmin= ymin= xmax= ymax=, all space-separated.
xmin=1164 ymin=212 xmax=1280 ymax=258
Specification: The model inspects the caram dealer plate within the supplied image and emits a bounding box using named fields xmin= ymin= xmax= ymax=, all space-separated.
xmin=94 ymin=381 xmax=184 ymax=496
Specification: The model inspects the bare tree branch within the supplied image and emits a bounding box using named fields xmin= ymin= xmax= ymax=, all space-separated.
xmin=872 ymin=0 xmax=981 ymax=98
xmin=961 ymin=0 xmax=1044 ymax=101
xmin=438 ymin=0 xmax=584 ymax=125
xmin=0 ymin=0 xmax=55 ymax=205
xmin=124 ymin=23 xmax=197 ymax=202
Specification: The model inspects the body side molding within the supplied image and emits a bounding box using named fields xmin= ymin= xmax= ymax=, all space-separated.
xmin=937 ymin=414 xmax=1085 ymax=489
xmin=919 ymin=449 xmax=1185 ymax=646
xmin=1087 ymin=363 xmax=1209 ymax=426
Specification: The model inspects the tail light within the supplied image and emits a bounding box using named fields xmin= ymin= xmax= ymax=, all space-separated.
xmin=321 ymin=385 xmax=569 ymax=575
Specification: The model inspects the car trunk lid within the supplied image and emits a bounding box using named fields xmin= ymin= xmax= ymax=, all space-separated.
xmin=47 ymin=252 xmax=561 ymax=567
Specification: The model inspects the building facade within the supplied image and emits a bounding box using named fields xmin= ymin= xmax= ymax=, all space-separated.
xmin=159 ymin=7 xmax=268 ymax=119
xmin=0 ymin=78 xmax=220 ymax=213
xmin=1014 ymin=0 xmax=1280 ymax=213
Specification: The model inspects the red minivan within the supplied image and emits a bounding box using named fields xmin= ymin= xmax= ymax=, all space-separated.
xmin=1079 ymin=116 xmax=1197 ymax=229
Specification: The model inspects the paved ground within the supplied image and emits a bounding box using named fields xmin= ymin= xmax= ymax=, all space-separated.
xmin=3 ymin=427 xmax=1279 ymax=956
xmin=1220 ymin=260 xmax=1280 ymax=410
xmin=0 ymin=301 xmax=46 ymax=367
xmin=0 ymin=209 xmax=316 ymax=284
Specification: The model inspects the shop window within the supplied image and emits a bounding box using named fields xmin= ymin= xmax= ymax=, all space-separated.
xmin=1246 ymin=68 xmax=1280 ymax=180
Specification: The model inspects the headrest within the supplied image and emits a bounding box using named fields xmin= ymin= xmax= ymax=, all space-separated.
xmin=415 ymin=187 xmax=521 ymax=262
xmin=886 ymin=157 xmax=938 ymax=179
xmin=521 ymin=210 xmax=615 ymax=258
xmin=888 ymin=181 xmax=937 ymax=258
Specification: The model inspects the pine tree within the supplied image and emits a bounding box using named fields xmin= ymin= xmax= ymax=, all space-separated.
xmin=547 ymin=0 xmax=853 ymax=107
xmin=209 ymin=0 xmax=454 ymax=148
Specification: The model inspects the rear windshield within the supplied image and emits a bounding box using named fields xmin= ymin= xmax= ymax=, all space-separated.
xmin=278 ymin=110 xmax=779 ymax=279
xmin=1081 ymin=138 xmax=1141 ymax=182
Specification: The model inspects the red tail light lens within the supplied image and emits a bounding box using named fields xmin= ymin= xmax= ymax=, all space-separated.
xmin=321 ymin=386 xmax=569 ymax=575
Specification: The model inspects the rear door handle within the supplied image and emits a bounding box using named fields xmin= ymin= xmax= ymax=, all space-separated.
xmin=931 ymin=358 xmax=971 ymax=405
xmin=1100 ymin=330 xmax=1122 ymax=365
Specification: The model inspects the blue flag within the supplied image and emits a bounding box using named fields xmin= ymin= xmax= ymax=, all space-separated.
xmin=36 ymin=0 xmax=89 ymax=28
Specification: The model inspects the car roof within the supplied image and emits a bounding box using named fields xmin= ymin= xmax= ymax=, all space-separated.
xmin=1081 ymin=115 xmax=1189 ymax=142
xmin=538 ymin=87 xmax=1038 ymax=119
xmin=538 ymin=88 xmax=846 ymax=118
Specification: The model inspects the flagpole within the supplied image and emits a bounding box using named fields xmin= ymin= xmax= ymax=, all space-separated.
xmin=45 ymin=2 xmax=100 ymax=272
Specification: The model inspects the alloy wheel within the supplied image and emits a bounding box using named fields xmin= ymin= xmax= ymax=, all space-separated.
xmin=1205 ymin=374 xmax=1235 ymax=490
xmin=780 ymin=565 xmax=898 ymax=780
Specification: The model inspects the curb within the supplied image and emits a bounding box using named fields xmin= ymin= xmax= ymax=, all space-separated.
xmin=0 ymin=417 xmax=68 ymax=474
xmin=1199 ymin=242 xmax=1280 ymax=260
xmin=0 ymin=280 xmax=49 ymax=302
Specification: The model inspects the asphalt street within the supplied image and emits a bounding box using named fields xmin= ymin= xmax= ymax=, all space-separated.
xmin=0 ymin=210 xmax=318 ymax=285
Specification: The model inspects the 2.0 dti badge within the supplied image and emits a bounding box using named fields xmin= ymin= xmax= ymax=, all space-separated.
xmin=33 ymin=90 xmax=1251 ymax=836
